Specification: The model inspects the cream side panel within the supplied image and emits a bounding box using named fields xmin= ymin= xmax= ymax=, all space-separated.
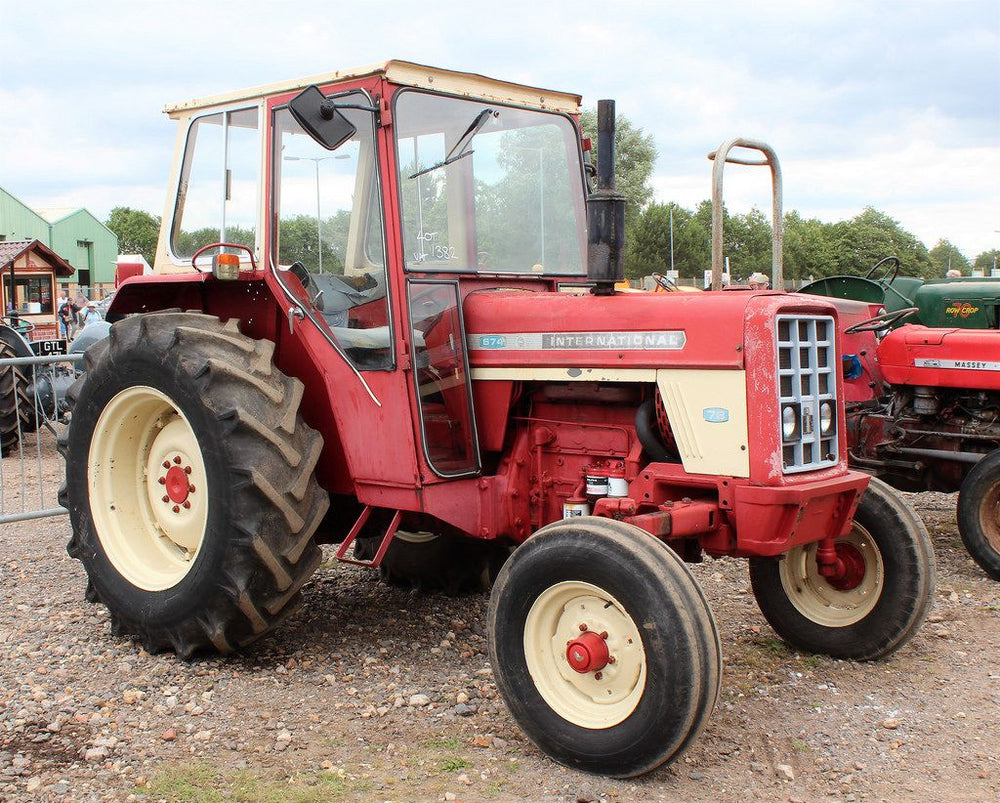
xmin=656 ymin=369 xmax=749 ymax=478
xmin=154 ymin=114 xmax=194 ymax=274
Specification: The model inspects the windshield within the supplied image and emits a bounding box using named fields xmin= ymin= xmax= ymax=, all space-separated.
xmin=394 ymin=91 xmax=587 ymax=276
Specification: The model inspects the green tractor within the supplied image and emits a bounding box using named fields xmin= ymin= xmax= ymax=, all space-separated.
xmin=800 ymin=257 xmax=1000 ymax=330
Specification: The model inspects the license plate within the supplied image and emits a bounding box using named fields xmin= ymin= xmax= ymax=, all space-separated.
xmin=31 ymin=339 xmax=68 ymax=356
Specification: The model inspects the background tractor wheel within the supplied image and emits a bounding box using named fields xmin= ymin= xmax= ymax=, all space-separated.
xmin=379 ymin=531 xmax=512 ymax=594
xmin=749 ymin=478 xmax=934 ymax=660
xmin=0 ymin=340 xmax=32 ymax=456
xmin=957 ymin=449 xmax=1000 ymax=580
xmin=61 ymin=312 xmax=329 ymax=657
xmin=488 ymin=517 xmax=721 ymax=778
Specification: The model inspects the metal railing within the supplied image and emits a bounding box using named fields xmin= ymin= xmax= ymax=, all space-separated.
xmin=1 ymin=353 xmax=83 ymax=524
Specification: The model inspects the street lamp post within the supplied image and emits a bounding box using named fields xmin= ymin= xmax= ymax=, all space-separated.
xmin=283 ymin=155 xmax=348 ymax=272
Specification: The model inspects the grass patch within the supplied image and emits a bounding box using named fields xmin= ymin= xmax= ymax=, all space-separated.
xmin=142 ymin=763 xmax=224 ymax=802
xmin=440 ymin=756 xmax=473 ymax=772
xmin=423 ymin=735 xmax=461 ymax=750
xmin=141 ymin=763 xmax=357 ymax=803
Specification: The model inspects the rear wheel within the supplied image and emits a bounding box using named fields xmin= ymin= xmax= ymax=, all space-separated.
xmin=488 ymin=517 xmax=720 ymax=777
xmin=0 ymin=340 xmax=31 ymax=456
xmin=957 ymin=449 xmax=1000 ymax=580
xmin=749 ymin=478 xmax=934 ymax=660
xmin=379 ymin=531 xmax=511 ymax=593
xmin=62 ymin=312 xmax=329 ymax=657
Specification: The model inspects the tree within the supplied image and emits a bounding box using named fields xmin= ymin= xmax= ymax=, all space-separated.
xmin=829 ymin=207 xmax=932 ymax=278
xmin=928 ymin=239 xmax=971 ymax=277
xmin=783 ymin=211 xmax=835 ymax=281
xmin=973 ymin=249 xmax=1000 ymax=275
xmin=579 ymin=109 xmax=656 ymax=228
xmin=105 ymin=207 xmax=160 ymax=266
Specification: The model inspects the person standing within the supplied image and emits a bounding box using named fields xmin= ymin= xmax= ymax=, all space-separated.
xmin=58 ymin=297 xmax=73 ymax=338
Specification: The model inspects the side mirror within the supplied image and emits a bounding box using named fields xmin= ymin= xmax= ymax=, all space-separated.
xmin=288 ymin=85 xmax=357 ymax=151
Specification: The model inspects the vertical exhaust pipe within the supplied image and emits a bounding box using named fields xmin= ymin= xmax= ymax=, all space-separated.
xmin=587 ymin=99 xmax=626 ymax=295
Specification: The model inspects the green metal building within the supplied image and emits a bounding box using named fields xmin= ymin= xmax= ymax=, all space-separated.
xmin=0 ymin=187 xmax=118 ymax=292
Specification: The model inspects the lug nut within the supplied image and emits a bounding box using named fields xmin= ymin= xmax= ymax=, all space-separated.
xmin=183 ymin=501 xmax=191 ymax=509
xmin=608 ymin=656 xmax=617 ymax=664
xmin=599 ymin=631 xmax=608 ymax=639
xmin=173 ymin=456 xmax=182 ymax=464
xmin=157 ymin=477 xmax=166 ymax=485
xmin=162 ymin=495 xmax=170 ymax=503
xmin=184 ymin=466 xmax=192 ymax=474
xmin=172 ymin=505 xmax=180 ymax=513
xmin=188 ymin=485 xmax=196 ymax=494
xmin=162 ymin=461 xmax=171 ymax=469
xmin=578 ymin=623 xmax=588 ymax=632
xmin=594 ymin=672 xmax=603 ymax=680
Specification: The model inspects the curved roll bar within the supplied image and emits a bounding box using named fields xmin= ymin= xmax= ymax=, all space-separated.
xmin=707 ymin=138 xmax=783 ymax=292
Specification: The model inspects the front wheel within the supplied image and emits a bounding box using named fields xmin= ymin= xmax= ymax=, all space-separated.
xmin=957 ymin=449 xmax=1000 ymax=580
xmin=749 ymin=477 xmax=935 ymax=660
xmin=488 ymin=517 xmax=721 ymax=778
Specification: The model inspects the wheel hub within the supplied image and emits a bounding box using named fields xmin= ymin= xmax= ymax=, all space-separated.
xmin=566 ymin=630 xmax=610 ymax=673
xmin=825 ymin=542 xmax=867 ymax=591
xmin=161 ymin=461 xmax=194 ymax=507
xmin=88 ymin=386 xmax=209 ymax=591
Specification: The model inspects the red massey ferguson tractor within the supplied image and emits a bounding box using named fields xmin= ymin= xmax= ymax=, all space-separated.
xmin=836 ymin=313 xmax=1000 ymax=579
xmin=790 ymin=261 xmax=1000 ymax=579
xmin=61 ymin=63 xmax=934 ymax=777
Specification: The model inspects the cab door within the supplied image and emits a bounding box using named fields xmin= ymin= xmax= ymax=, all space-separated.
xmin=405 ymin=279 xmax=481 ymax=477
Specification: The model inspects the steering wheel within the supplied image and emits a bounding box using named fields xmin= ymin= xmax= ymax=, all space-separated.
xmin=651 ymin=273 xmax=678 ymax=292
xmin=864 ymin=256 xmax=901 ymax=285
xmin=0 ymin=315 xmax=35 ymax=333
xmin=843 ymin=306 xmax=919 ymax=334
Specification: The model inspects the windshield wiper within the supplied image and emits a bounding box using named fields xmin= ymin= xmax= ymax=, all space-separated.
xmin=409 ymin=108 xmax=496 ymax=179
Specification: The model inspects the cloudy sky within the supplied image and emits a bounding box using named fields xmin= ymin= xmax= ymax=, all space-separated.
xmin=2 ymin=0 xmax=997 ymax=259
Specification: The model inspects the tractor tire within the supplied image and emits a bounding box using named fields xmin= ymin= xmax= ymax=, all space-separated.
xmin=957 ymin=449 xmax=1000 ymax=580
xmin=749 ymin=477 xmax=934 ymax=660
xmin=0 ymin=340 xmax=32 ymax=456
xmin=488 ymin=517 xmax=721 ymax=778
xmin=61 ymin=312 xmax=329 ymax=657
xmin=379 ymin=531 xmax=512 ymax=594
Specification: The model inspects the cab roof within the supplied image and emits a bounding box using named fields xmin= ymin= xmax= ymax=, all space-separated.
xmin=164 ymin=60 xmax=583 ymax=118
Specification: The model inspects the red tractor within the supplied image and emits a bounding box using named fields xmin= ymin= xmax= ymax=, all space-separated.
xmin=830 ymin=303 xmax=1000 ymax=579
xmin=61 ymin=63 xmax=933 ymax=777
xmin=706 ymin=141 xmax=999 ymax=581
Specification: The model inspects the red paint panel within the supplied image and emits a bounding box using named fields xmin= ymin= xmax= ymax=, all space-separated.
xmin=877 ymin=325 xmax=1000 ymax=391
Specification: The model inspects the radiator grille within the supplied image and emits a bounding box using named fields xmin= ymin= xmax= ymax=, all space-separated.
xmin=776 ymin=315 xmax=838 ymax=473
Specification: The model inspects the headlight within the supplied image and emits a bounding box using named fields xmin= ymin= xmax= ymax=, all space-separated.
xmin=781 ymin=404 xmax=800 ymax=441
xmin=819 ymin=401 xmax=835 ymax=434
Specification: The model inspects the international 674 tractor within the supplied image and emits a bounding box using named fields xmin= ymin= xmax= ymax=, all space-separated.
xmin=62 ymin=62 xmax=933 ymax=777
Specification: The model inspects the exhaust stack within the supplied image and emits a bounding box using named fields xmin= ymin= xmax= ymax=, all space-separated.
xmin=587 ymin=99 xmax=626 ymax=295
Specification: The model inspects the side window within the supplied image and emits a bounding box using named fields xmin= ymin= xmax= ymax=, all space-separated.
xmin=171 ymin=107 xmax=259 ymax=259
xmin=273 ymin=92 xmax=391 ymax=371
xmin=407 ymin=280 xmax=480 ymax=476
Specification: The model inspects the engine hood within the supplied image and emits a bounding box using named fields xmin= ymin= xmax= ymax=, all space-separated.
xmin=462 ymin=289 xmax=840 ymax=371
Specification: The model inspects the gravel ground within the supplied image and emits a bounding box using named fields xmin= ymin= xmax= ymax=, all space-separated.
xmin=2 ymin=433 xmax=999 ymax=802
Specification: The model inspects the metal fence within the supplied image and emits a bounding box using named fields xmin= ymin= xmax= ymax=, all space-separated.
xmin=1 ymin=353 xmax=83 ymax=524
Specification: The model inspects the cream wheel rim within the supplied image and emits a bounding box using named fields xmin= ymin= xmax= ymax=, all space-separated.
xmin=523 ymin=581 xmax=646 ymax=729
xmin=88 ymin=386 xmax=209 ymax=591
xmin=779 ymin=525 xmax=884 ymax=627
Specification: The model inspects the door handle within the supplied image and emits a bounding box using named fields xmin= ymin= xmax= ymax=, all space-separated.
xmin=287 ymin=305 xmax=305 ymax=334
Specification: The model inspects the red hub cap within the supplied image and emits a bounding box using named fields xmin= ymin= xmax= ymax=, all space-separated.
xmin=565 ymin=631 xmax=610 ymax=673
xmin=163 ymin=464 xmax=192 ymax=505
xmin=826 ymin=542 xmax=867 ymax=591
